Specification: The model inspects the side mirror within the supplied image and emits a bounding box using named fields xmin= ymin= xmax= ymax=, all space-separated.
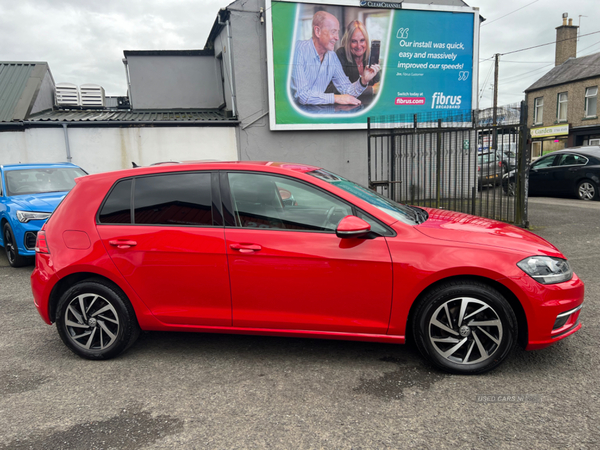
xmin=336 ymin=215 xmax=371 ymax=239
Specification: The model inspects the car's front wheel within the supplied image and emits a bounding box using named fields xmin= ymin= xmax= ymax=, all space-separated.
xmin=56 ymin=280 xmax=140 ymax=360
xmin=412 ymin=281 xmax=517 ymax=375
xmin=503 ymin=178 xmax=516 ymax=197
xmin=577 ymin=179 xmax=598 ymax=201
xmin=2 ymin=223 xmax=30 ymax=267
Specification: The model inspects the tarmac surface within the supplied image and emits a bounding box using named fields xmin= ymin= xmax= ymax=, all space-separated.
xmin=0 ymin=197 xmax=598 ymax=449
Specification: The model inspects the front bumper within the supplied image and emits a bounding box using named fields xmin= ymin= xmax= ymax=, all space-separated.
xmin=522 ymin=273 xmax=585 ymax=350
xmin=10 ymin=219 xmax=44 ymax=257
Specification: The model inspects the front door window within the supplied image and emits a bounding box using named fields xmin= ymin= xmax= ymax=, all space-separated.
xmin=228 ymin=172 xmax=352 ymax=232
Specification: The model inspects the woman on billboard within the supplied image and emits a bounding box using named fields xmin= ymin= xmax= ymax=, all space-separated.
xmin=326 ymin=20 xmax=381 ymax=97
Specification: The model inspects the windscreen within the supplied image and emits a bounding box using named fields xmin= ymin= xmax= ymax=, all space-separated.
xmin=5 ymin=168 xmax=87 ymax=196
xmin=307 ymin=169 xmax=419 ymax=225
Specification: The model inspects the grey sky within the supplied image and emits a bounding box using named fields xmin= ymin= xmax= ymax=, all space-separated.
xmin=1 ymin=0 xmax=598 ymax=107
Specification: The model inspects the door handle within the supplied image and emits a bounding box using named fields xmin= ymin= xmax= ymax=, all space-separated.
xmin=230 ymin=243 xmax=262 ymax=254
xmin=109 ymin=240 xmax=137 ymax=249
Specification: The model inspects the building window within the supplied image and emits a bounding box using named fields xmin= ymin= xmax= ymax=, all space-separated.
xmin=532 ymin=141 xmax=542 ymax=158
xmin=533 ymin=97 xmax=543 ymax=124
xmin=557 ymin=92 xmax=568 ymax=122
xmin=585 ymin=87 xmax=597 ymax=118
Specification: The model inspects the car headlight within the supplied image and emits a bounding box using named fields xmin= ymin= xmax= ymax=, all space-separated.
xmin=517 ymin=256 xmax=573 ymax=285
xmin=16 ymin=211 xmax=52 ymax=223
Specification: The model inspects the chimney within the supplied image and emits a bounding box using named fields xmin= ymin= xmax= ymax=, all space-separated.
xmin=555 ymin=13 xmax=578 ymax=66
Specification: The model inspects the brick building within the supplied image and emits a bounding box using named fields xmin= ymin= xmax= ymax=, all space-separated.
xmin=525 ymin=15 xmax=600 ymax=157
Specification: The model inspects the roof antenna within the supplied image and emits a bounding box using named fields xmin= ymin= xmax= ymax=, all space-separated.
xmin=132 ymin=161 xmax=139 ymax=168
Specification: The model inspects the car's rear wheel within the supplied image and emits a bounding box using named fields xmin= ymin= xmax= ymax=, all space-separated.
xmin=56 ymin=280 xmax=140 ymax=360
xmin=412 ymin=281 xmax=517 ymax=375
xmin=577 ymin=180 xmax=598 ymax=201
xmin=3 ymin=223 xmax=29 ymax=267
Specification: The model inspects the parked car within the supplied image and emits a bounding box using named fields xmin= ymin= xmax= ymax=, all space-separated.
xmin=31 ymin=161 xmax=584 ymax=374
xmin=477 ymin=152 xmax=504 ymax=189
xmin=495 ymin=148 xmax=517 ymax=172
xmin=503 ymin=146 xmax=600 ymax=200
xmin=0 ymin=163 xmax=87 ymax=267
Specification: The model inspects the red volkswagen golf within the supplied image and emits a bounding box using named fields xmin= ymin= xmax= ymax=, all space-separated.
xmin=31 ymin=162 xmax=584 ymax=374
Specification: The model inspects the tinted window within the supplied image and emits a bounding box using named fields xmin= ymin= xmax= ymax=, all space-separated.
xmin=134 ymin=173 xmax=212 ymax=226
xmin=557 ymin=153 xmax=588 ymax=166
xmin=228 ymin=172 xmax=352 ymax=231
xmin=99 ymin=179 xmax=132 ymax=224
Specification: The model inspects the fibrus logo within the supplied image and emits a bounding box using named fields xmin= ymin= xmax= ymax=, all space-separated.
xmin=431 ymin=92 xmax=462 ymax=109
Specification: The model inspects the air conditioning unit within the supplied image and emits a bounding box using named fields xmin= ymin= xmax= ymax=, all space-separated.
xmin=80 ymin=84 xmax=105 ymax=108
xmin=55 ymin=83 xmax=80 ymax=107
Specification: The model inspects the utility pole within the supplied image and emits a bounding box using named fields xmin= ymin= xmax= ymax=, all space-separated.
xmin=492 ymin=53 xmax=499 ymax=150
xmin=492 ymin=53 xmax=499 ymax=126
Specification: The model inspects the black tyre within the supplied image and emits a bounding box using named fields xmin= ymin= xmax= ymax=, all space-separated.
xmin=412 ymin=281 xmax=517 ymax=375
xmin=503 ymin=179 xmax=516 ymax=197
xmin=3 ymin=223 xmax=30 ymax=267
xmin=577 ymin=179 xmax=598 ymax=201
xmin=56 ymin=279 xmax=140 ymax=360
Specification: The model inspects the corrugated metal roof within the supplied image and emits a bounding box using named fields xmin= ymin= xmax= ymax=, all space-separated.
xmin=0 ymin=62 xmax=39 ymax=122
xmin=25 ymin=109 xmax=236 ymax=124
xmin=525 ymin=52 xmax=600 ymax=92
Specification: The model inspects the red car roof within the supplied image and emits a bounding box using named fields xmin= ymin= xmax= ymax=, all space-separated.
xmin=81 ymin=161 xmax=322 ymax=183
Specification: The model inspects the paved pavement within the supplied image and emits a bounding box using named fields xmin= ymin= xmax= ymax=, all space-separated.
xmin=0 ymin=198 xmax=598 ymax=449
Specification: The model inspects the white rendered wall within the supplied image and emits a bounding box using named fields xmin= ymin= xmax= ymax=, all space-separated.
xmin=0 ymin=127 xmax=238 ymax=174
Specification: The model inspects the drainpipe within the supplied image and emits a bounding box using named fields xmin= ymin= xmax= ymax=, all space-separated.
xmin=62 ymin=124 xmax=72 ymax=162
xmin=218 ymin=9 xmax=237 ymax=118
xmin=122 ymin=58 xmax=134 ymax=108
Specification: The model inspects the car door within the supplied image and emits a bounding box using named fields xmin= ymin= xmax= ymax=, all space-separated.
xmin=222 ymin=171 xmax=393 ymax=334
xmin=528 ymin=154 xmax=557 ymax=195
xmin=96 ymin=172 xmax=232 ymax=326
xmin=553 ymin=153 xmax=589 ymax=195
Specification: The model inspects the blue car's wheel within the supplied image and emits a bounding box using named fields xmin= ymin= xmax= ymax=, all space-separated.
xmin=3 ymin=223 xmax=30 ymax=267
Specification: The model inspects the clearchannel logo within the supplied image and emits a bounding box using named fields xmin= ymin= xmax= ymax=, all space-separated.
xmin=431 ymin=92 xmax=462 ymax=109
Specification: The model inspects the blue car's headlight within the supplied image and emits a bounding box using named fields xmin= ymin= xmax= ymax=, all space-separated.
xmin=517 ymin=256 xmax=573 ymax=285
xmin=16 ymin=211 xmax=51 ymax=223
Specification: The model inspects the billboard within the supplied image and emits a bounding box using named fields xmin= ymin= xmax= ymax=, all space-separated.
xmin=266 ymin=0 xmax=480 ymax=130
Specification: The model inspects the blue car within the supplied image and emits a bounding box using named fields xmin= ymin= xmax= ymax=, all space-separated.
xmin=0 ymin=163 xmax=87 ymax=267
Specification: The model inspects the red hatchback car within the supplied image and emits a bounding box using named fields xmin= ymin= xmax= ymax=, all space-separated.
xmin=31 ymin=162 xmax=584 ymax=374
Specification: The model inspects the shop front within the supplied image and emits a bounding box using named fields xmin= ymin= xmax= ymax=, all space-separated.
xmin=530 ymin=124 xmax=569 ymax=158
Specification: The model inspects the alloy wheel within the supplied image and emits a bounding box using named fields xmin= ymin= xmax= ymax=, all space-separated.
xmin=428 ymin=297 xmax=503 ymax=365
xmin=64 ymin=293 xmax=121 ymax=350
xmin=578 ymin=182 xmax=596 ymax=201
xmin=506 ymin=181 xmax=516 ymax=197
xmin=4 ymin=227 xmax=16 ymax=265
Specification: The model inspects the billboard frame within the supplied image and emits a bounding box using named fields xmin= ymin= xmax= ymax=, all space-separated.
xmin=265 ymin=0 xmax=480 ymax=131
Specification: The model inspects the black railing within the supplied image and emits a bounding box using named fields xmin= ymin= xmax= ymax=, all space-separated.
xmin=368 ymin=102 xmax=529 ymax=226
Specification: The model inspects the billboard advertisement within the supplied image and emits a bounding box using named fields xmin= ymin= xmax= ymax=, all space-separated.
xmin=266 ymin=0 xmax=479 ymax=130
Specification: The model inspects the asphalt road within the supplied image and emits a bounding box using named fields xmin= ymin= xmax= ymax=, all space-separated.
xmin=0 ymin=198 xmax=598 ymax=449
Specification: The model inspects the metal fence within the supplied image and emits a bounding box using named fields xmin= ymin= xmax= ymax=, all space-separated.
xmin=368 ymin=102 xmax=529 ymax=226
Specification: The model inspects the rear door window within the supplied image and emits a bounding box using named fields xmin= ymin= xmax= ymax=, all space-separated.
xmin=98 ymin=172 xmax=213 ymax=226
xmin=557 ymin=154 xmax=588 ymax=166
xmin=134 ymin=173 xmax=212 ymax=226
